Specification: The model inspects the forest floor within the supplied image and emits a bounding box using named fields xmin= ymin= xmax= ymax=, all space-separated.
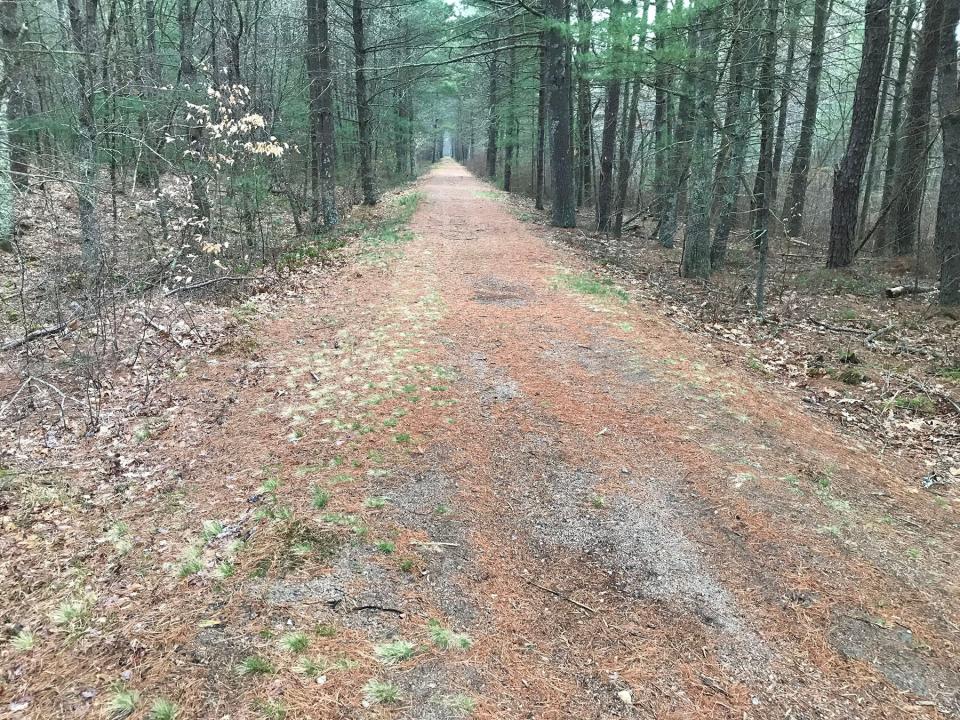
xmin=2 ymin=160 xmax=960 ymax=719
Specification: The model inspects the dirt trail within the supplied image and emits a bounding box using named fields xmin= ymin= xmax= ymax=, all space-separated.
xmin=6 ymin=161 xmax=960 ymax=719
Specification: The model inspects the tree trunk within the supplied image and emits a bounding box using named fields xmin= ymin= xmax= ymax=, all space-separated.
xmin=352 ymin=0 xmax=376 ymax=205
xmin=485 ymin=34 xmax=499 ymax=179
xmin=935 ymin=0 xmax=960 ymax=304
xmin=68 ymin=0 xmax=103 ymax=273
xmin=782 ymin=0 xmax=830 ymax=238
xmin=891 ymin=0 xmax=943 ymax=257
xmin=307 ymin=0 xmax=337 ymax=229
xmin=536 ymin=34 xmax=547 ymax=210
xmin=826 ymin=0 xmax=892 ymax=269
xmin=504 ymin=43 xmax=517 ymax=192
xmin=712 ymin=0 xmax=758 ymax=269
xmin=575 ymin=0 xmax=592 ymax=205
xmin=753 ymin=0 xmax=780 ymax=312
xmin=546 ymin=0 xmax=576 ymax=227
xmin=0 ymin=0 xmax=21 ymax=253
xmin=653 ymin=0 xmax=672 ymax=246
xmin=875 ymin=0 xmax=917 ymax=252
xmin=682 ymin=3 xmax=719 ymax=279
xmin=597 ymin=0 xmax=624 ymax=231
xmin=771 ymin=0 xmax=801 ymax=205
xmin=859 ymin=0 xmax=902 ymax=244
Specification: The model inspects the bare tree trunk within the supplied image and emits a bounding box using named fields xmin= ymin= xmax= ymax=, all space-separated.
xmin=935 ymin=0 xmax=960 ymax=304
xmin=485 ymin=34 xmax=499 ymax=179
xmin=503 ymin=43 xmax=516 ymax=192
xmin=536 ymin=34 xmax=547 ymax=210
xmin=754 ymin=0 xmax=780 ymax=311
xmin=0 ymin=0 xmax=21 ymax=253
xmin=891 ymin=0 xmax=943 ymax=258
xmin=826 ymin=0 xmax=892 ymax=268
xmin=653 ymin=0 xmax=672 ymax=246
xmin=352 ymin=0 xmax=376 ymax=205
xmin=782 ymin=0 xmax=830 ymax=238
xmin=546 ymin=0 xmax=576 ymax=227
xmin=575 ymin=0 xmax=592 ymax=206
xmin=858 ymin=0 xmax=902 ymax=244
xmin=712 ymin=0 xmax=758 ymax=269
xmin=681 ymin=3 xmax=719 ymax=279
xmin=307 ymin=0 xmax=337 ymax=228
xmin=597 ymin=0 xmax=623 ymax=231
xmin=771 ymin=0 xmax=801 ymax=205
xmin=875 ymin=0 xmax=917 ymax=253
xmin=68 ymin=0 xmax=103 ymax=273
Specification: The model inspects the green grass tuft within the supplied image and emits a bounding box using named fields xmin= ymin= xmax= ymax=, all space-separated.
xmin=10 ymin=629 xmax=35 ymax=651
xmin=311 ymin=485 xmax=331 ymax=509
xmin=553 ymin=272 xmax=628 ymax=302
xmin=148 ymin=698 xmax=179 ymax=720
xmin=374 ymin=639 xmax=417 ymax=664
xmin=428 ymin=620 xmax=473 ymax=651
xmin=105 ymin=688 xmax=140 ymax=719
xmin=363 ymin=678 xmax=402 ymax=704
xmin=236 ymin=655 xmax=275 ymax=676
xmin=279 ymin=631 xmax=310 ymax=654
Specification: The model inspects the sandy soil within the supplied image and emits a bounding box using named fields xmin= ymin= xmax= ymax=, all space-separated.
xmin=3 ymin=161 xmax=958 ymax=719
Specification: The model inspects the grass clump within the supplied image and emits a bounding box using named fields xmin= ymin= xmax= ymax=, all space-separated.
xmin=376 ymin=540 xmax=396 ymax=554
xmin=440 ymin=693 xmax=477 ymax=715
xmin=148 ymin=698 xmax=179 ymax=720
xmin=363 ymin=678 xmax=402 ymax=705
xmin=105 ymin=688 xmax=140 ymax=719
xmin=236 ymin=655 xmax=275 ymax=676
xmin=363 ymin=496 xmax=388 ymax=509
xmin=279 ymin=631 xmax=310 ymax=654
xmin=553 ymin=272 xmax=628 ymax=303
xmin=311 ymin=485 xmax=331 ymax=509
xmin=428 ymin=620 xmax=473 ymax=651
xmin=50 ymin=593 xmax=95 ymax=635
xmin=201 ymin=519 xmax=225 ymax=542
xmin=374 ymin=639 xmax=417 ymax=664
xmin=890 ymin=394 xmax=937 ymax=414
xmin=10 ymin=629 xmax=35 ymax=651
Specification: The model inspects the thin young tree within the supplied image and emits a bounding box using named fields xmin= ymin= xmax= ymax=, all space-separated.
xmin=782 ymin=0 xmax=830 ymax=239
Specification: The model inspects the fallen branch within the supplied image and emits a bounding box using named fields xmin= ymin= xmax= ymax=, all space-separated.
xmin=525 ymin=579 xmax=597 ymax=613
xmin=807 ymin=318 xmax=872 ymax=335
xmin=2 ymin=317 xmax=76 ymax=351
xmin=885 ymin=285 xmax=937 ymax=299
xmin=410 ymin=540 xmax=460 ymax=548
xmin=164 ymin=276 xmax=256 ymax=297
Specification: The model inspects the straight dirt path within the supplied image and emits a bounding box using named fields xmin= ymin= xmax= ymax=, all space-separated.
xmin=5 ymin=161 xmax=959 ymax=719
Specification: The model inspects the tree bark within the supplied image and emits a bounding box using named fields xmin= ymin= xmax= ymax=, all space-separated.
xmin=597 ymin=0 xmax=623 ymax=231
xmin=68 ymin=0 xmax=103 ymax=272
xmin=352 ymin=0 xmax=376 ymax=205
xmin=859 ymin=0 xmax=902 ymax=245
xmin=826 ymin=0 xmax=892 ymax=269
xmin=682 ymin=2 xmax=719 ymax=279
xmin=754 ymin=0 xmax=780 ymax=312
xmin=575 ymin=0 xmax=592 ymax=206
xmin=536 ymin=34 xmax=547 ymax=209
xmin=307 ymin=0 xmax=337 ymax=229
xmin=653 ymin=0 xmax=672 ymax=246
xmin=712 ymin=0 xmax=758 ymax=269
xmin=782 ymin=0 xmax=830 ymax=238
xmin=875 ymin=0 xmax=917 ymax=253
xmin=891 ymin=0 xmax=943 ymax=257
xmin=935 ymin=0 xmax=960 ymax=304
xmin=546 ymin=0 xmax=576 ymax=227
xmin=485 ymin=31 xmax=499 ymax=179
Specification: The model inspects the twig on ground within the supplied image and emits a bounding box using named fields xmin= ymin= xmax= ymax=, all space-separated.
xmin=525 ymin=579 xmax=597 ymax=614
xmin=164 ymin=276 xmax=257 ymax=296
